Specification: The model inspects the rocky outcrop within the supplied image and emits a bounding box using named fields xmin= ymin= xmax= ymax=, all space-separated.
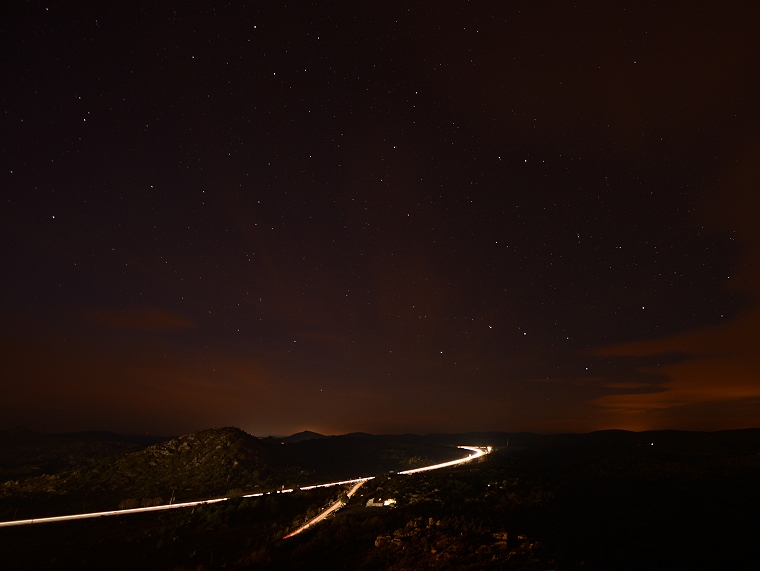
xmin=371 ymin=517 xmax=552 ymax=570
xmin=1 ymin=427 xmax=270 ymax=504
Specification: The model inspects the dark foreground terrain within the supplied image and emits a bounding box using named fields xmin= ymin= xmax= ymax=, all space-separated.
xmin=1 ymin=428 xmax=760 ymax=570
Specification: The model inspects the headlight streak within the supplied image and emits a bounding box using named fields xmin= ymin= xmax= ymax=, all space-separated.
xmin=397 ymin=445 xmax=486 ymax=475
xmin=0 ymin=446 xmax=490 ymax=529
xmin=282 ymin=445 xmax=490 ymax=539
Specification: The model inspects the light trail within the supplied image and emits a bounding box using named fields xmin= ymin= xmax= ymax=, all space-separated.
xmin=0 ymin=497 xmax=229 ymax=528
xmin=282 ymin=445 xmax=490 ymax=539
xmin=397 ymin=445 xmax=488 ymax=475
xmin=298 ymin=476 xmax=374 ymax=491
xmin=0 ymin=446 xmax=490 ymax=529
xmin=0 ymin=489 xmax=301 ymax=528
xmin=282 ymin=478 xmax=371 ymax=539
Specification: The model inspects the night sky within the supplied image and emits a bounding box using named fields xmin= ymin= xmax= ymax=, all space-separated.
xmin=3 ymin=1 xmax=760 ymax=436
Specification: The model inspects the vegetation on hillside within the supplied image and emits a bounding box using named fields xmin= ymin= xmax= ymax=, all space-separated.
xmin=2 ymin=428 xmax=759 ymax=569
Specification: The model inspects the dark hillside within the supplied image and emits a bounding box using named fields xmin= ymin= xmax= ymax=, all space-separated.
xmin=0 ymin=427 xmax=167 ymax=481
xmin=2 ymin=429 xmax=760 ymax=569
xmin=282 ymin=431 xmax=327 ymax=443
xmin=272 ymin=434 xmax=467 ymax=482
xmin=0 ymin=428 xmax=465 ymax=521
xmin=96 ymin=427 xmax=271 ymax=499
xmin=0 ymin=427 xmax=272 ymax=519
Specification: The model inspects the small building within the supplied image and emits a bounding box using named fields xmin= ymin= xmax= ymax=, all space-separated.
xmin=366 ymin=498 xmax=396 ymax=507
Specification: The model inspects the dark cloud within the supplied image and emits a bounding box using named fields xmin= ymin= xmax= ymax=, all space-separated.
xmin=592 ymin=145 xmax=760 ymax=427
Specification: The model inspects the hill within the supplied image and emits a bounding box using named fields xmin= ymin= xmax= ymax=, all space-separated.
xmin=0 ymin=427 xmax=272 ymax=518
xmin=282 ymin=430 xmax=327 ymax=443
xmin=0 ymin=427 xmax=167 ymax=481
xmin=0 ymin=427 xmax=463 ymax=519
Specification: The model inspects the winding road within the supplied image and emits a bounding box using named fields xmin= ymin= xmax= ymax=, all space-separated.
xmin=0 ymin=445 xmax=490 ymax=529
xmin=282 ymin=445 xmax=489 ymax=538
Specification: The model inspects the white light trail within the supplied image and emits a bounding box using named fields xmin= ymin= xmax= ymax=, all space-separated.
xmin=299 ymin=476 xmax=374 ymax=491
xmin=397 ymin=445 xmax=486 ymax=474
xmin=282 ymin=478 xmax=371 ymax=539
xmin=0 ymin=497 xmax=228 ymax=528
xmin=282 ymin=445 xmax=489 ymax=539
xmin=0 ymin=446 xmax=490 ymax=529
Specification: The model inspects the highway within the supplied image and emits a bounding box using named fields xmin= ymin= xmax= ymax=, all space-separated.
xmin=0 ymin=445 xmax=490 ymax=529
xmin=282 ymin=478 xmax=370 ymax=539
xmin=282 ymin=445 xmax=490 ymax=539
xmin=398 ymin=445 xmax=488 ymax=474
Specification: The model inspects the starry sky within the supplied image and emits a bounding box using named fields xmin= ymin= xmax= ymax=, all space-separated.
xmin=3 ymin=1 xmax=760 ymax=436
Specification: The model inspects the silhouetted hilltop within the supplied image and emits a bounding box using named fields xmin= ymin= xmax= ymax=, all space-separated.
xmin=0 ymin=427 xmax=168 ymax=481
xmin=343 ymin=431 xmax=374 ymax=439
xmin=0 ymin=427 xmax=273 ymax=516
xmin=99 ymin=427 xmax=270 ymax=497
xmin=282 ymin=430 xmax=327 ymax=443
xmin=0 ymin=427 xmax=464 ymax=518
xmin=272 ymin=433 xmax=465 ymax=482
